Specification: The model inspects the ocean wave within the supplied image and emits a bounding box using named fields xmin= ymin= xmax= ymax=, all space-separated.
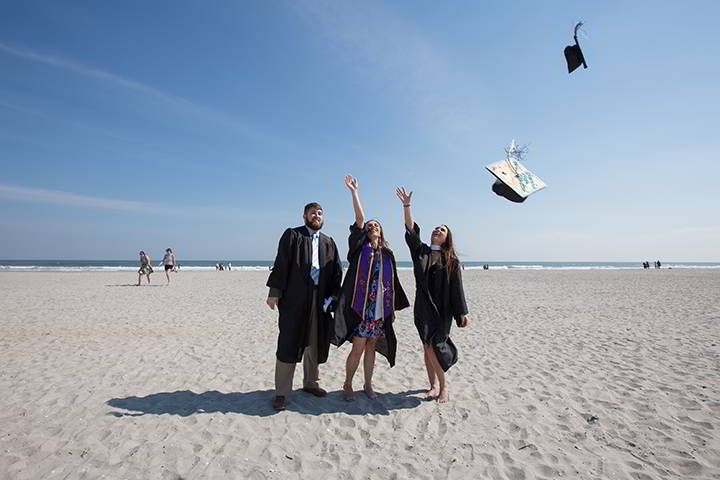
xmin=0 ymin=265 xmax=272 ymax=272
xmin=464 ymin=266 xmax=508 ymax=270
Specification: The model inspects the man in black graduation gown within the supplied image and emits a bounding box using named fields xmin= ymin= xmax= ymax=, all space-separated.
xmin=266 ymin=202 xmax=343 ymax=410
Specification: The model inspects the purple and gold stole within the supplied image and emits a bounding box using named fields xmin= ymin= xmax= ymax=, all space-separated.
xmin=351 ymin=242 xmax=394 ymax=319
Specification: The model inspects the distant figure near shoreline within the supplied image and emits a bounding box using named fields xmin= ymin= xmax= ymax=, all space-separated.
xmin=159 ymin=248 xmax=176 ymax=285
xmin=137 ymin=251 xmax=153 ymax=286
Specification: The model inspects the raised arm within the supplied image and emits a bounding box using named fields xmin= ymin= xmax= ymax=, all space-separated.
xmin=395 ymin=186 xmax=413 ymax=230
xmin=345 ymin=174 xmax=365 ymax=228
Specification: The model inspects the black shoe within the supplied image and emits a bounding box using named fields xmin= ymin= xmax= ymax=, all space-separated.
xmin=272 ymin=396 xmax=287 ymax=410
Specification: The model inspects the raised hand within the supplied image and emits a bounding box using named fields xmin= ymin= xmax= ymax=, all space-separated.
xmin=397 ymin=186 xmax=414 ymax=230
xmin=346 ymin=174 xmax=364 ymax=228
xmin=395 ymin=186 xmax=413 ymax=205
xmin=345 ymin=174 xmax=359 ymax=192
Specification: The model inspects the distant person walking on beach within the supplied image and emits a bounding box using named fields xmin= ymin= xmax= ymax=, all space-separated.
xmin=137 ymin=251 xmax=153 ymax=286
xmin=266 ymin=202 xmax=343 ymax=410
xmin=332 ymin=175 xmax=409 ymax=401
xmin=396 ymin=186 xmax=470 ymax=403
xmin=159 ymin=248 xmax=176 ymax=285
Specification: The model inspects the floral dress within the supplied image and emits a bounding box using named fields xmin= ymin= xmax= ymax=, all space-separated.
xmin=354 ymin=251 xmax=385 ymax=338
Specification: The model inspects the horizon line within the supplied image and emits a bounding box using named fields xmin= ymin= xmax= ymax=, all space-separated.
xmin=1 ymin=259 xmax=718 ymax=264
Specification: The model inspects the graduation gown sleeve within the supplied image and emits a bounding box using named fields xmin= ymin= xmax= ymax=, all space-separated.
xmin=449 ymin=264 xmax=469 ymax=320
xmin=267 ymin=228 xmax=293 ymax=294
xmin=328 ymin=237 xmax=343 ymax=300
xmin=348 ymin=223 xmax=367 ymax=260
xmin=405 ymin=222 xmax=424 ymax=259
xmin=315 ymin=233 xmax=343 ymax=364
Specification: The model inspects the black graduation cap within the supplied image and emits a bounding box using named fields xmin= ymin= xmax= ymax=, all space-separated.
xmin=492 ymin=179 xmax=526 ymax=203
xmin=564 ymin=22 xmax=587 ymax=74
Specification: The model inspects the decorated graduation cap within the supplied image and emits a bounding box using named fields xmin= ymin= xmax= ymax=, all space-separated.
xmin=564 ymin=22 xmax=587 ymax=74
xmin=486 ymin=140 xmax=547 ymax=203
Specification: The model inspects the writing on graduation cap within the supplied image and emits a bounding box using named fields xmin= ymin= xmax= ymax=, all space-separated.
xmin=486 ymin=140 xmax=547 ymax=204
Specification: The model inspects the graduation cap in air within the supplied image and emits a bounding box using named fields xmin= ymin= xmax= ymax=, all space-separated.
xmin=486 ymin=140 xmax=547 ymax=203
xmin=564 ymin=22 xmax=587 ymax=74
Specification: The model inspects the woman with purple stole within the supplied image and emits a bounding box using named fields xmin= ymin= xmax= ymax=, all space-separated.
xmin=396 ymin=186 xmax=470 ymax=403
xmin=332 ymin=175 xmax=409 ymax=401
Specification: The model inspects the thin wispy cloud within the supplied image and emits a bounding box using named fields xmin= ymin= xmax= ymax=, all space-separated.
xmin=0 ymin=42 xmax=266 ymax=140
xmin=0 ymin=42 xmax=178 ymax=100
xmin=0 ymin=100 xmax=53 ymax=120
xmin=0 ymin=183 xmax=241 ymax=217
xmin=0 ymin=100 xmax=287 ymax=177
xmin=0 ymin=100 xmax=163 ymax=149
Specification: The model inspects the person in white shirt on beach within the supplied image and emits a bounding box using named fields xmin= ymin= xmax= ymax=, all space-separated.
xmin=158 ymin=248 xmax=176 ymax=285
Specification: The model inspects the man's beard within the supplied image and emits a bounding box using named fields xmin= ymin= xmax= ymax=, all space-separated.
xmin=305 ymin=218 xmax=323 ymax=230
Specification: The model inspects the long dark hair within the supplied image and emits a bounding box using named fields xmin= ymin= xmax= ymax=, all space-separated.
xmin=440 ymin=225 xmax=459 ymax=273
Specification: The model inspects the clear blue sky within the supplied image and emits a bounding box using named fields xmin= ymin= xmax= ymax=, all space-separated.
xmin=1 ymin=1 xmax=718 ymax=261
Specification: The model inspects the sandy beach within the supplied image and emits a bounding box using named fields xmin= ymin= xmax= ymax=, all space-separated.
xmin=0 ymin=269 xmax=719 ymax=479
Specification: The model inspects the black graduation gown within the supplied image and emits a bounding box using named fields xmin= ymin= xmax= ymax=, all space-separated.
xmin=267 ymin=226 xmax=343 ymax=364
xmin=332 ymin=224 xmax=410 ymax=367
xmin=405 ymin=223 xmax=468 ymax=371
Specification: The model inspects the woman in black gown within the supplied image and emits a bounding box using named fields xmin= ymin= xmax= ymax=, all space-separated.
xmin=396 ymin=186 xmax=469 ymax=403
xmin=332 ymin=175 xmax=409 ymax=401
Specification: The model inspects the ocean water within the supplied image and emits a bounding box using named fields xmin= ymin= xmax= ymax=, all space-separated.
xmin=1 ymin=260 xmax=718 ymax=272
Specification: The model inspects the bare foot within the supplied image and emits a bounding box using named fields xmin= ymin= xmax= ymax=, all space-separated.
xmin=437 ymin=387 xmax=449 ymax=403
xmin=343 ymin=383 xmax=355 ymax=402
xmin=425 ymin=385 xmax=440 ymax=400
xmin=363 ymin=385 xmax=378 ymax=399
